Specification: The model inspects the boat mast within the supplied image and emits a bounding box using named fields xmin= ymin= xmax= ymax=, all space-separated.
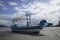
xmin=26 ymin=12 xmax=31 ymax=27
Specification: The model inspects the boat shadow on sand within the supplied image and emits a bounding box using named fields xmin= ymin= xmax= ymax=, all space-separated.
xmin=12 ymin=31 xmax=47 ymax=37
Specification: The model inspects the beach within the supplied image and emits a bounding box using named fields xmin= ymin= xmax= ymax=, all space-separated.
xmin=0 ymin=27 xmax=60 ymax=40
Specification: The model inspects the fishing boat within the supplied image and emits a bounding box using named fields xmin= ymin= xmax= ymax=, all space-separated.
xmin=11 ymin=12 xmax=47 ymax=33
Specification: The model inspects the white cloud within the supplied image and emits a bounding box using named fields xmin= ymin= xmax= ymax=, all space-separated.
xmin=0 ymin=14 xmax=11 ymax=20
xmin=11 ymin=11 xmax=26 ymax=18
xmin=0 ymin=14 xmax=12 ymax=26
xmin=0 ymin=3 xmax=4 ymax=7
xmin=9 ymin=2 xmax=18 ymax=6
xmin=0 ymin=0 xmax=4 ymax=3
xmin=0 ymin=0 xmax=7 ymax=10
xmin=0 ymin=0 xmax=60 ymax=26
xmin=13 ymin=0 xmax=60 ymax=25
xmin=0 ymin=3 xmax=7 ymax=10
xmin=0 ymin=19 xmax=12 ymax=26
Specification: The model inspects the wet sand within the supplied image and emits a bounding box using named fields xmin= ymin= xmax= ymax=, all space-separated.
xmin=0 ymin=27 xmax=60 ymax=40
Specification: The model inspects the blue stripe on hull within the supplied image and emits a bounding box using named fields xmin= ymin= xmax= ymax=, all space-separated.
xmin=11 ymin=26 xmax=43 ymax=30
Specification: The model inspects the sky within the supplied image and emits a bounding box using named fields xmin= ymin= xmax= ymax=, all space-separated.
xmin=0 ymin=0 xmax=60 ymax=26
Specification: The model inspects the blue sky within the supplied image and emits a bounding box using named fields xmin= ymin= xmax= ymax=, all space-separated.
xmin=0 ymin=0 xmax=51 ymax=14
xmin=0 ymin=0 xmax=36 ymax=14
xmin=0 ymin=0 xmax=60 ymax=26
